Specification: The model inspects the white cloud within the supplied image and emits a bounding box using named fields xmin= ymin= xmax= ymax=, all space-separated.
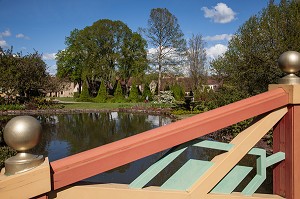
xmin=204 ymin=34 xmax=233 ymax=41
xmin=0 ymin=29 xmax=11 ymax=37
xmin=43 ymin=53 xmax=57 ymax=60
xmin=206 ymin=44 xmax=228 ymax=60
xmin=16 ymin=33 xmax=30 ymax=40
xmin=0 ymin=40 xmax=8 ymax=48
xmin=202 ymin=3 xmax=236 ymax=23
xmin=47 ymin=64 xmax=57 ymax=75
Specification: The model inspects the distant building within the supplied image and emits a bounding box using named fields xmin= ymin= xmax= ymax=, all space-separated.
xmin=47 ymin=82 xmax=79 ymax=98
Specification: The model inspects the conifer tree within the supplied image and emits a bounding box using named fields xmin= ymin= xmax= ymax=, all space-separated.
xmin=95 ymin=81 xmax=107 ymax=103
xmin=113 ymin=81 xmax=124 ymax=102
xmin=78 ymin=79 xmax=90 ymax=102
xmin=129 ymin=83 xmax=139 ymax=102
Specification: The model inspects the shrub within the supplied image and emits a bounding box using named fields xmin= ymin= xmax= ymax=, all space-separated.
xmin=95 ymin=81 xmax=107 ymax=103
xmin=153 ymin=91 xmax=175 ymax=104
xmin=0 ymin=146 xmax=17 ymax=169
xmin=77 ymin=80 xmax=91 ymax=102
xmin=24 ymin=97 xmax=64 ymax=110
xmin=171 ymin=83 xmax=185 ymax=101
xmin=129 ymin=83 xmax=139 ymax=102
xmin=0 ymin=120 xmax=17 ymax=170
xmin=142 ymin=83 xmax=153 ymax=102
xmin=113 ymin=81 xmax=125 ymax=103
xmin=73 ymin=92 xmax=80 ymax=99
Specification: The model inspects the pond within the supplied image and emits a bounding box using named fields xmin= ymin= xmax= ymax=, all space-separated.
xmin=2 ymin=112 xmax=273 ymax=193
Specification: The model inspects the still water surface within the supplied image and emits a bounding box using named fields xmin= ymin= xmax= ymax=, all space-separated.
xmin=4 ymin=112 xmax=273 ymax=193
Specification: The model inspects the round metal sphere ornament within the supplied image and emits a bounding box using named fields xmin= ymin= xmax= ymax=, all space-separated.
xmin=3 ymin=116 xmax=44 ymax=175
xmin=278 ymin=51 xmax=300 ymax=84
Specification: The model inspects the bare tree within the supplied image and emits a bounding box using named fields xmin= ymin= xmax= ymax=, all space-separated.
xmin=141 ymin=8 xmax=186 ymax=93
xmin=187 ymin=34 xmax=207 ymax=90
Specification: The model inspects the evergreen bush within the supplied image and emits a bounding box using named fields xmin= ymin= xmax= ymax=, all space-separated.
xmin=142 ymin=83 xmax=153 ymax=102
xmin=129 ymin=83 xmax=139 ymax=102
xmin=95 ymin=81 xmax=107 ymax=103
xmin=113 ymin=81 xmax=125 ymax=103
xmin=77 ymin=80 xmax=91 ymax=102
xmin=171 ymin=83 xmax=185 ymax=101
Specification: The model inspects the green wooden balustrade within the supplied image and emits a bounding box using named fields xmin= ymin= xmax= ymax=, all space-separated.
xmin=129 ymin=140 xmax=285 ymax=196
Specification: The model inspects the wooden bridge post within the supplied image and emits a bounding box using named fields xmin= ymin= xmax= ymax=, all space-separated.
xmin=270 ymin=51 xmax=300 ymax=199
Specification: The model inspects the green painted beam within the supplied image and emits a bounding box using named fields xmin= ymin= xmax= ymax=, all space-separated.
xmin=193 ymin=140 xmax=234 ymax=151
xmin=211 ymin=165 xmax=253 ymax=194
xmin=242 ymin=148 xmax=266 ymax=196
xmin=161 ymin=159 xmax=213 ymax=191
xmin=129 ymin=147 xmax=187 ymax=189
xmin=130 ymin=139 xmax=286 ymax=196
xmin=266 ymin=152 xmax=285 ymax=167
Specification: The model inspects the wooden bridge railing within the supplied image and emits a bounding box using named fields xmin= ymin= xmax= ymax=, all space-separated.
xmin=1 ymin=84 xmax=300 ymax=199
xmin=50 ymin=87 xmax=288 ymax=190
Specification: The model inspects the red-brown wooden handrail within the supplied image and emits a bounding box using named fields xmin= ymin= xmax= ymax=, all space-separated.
xmin=50 ymin=88 xmax=288 ymax=190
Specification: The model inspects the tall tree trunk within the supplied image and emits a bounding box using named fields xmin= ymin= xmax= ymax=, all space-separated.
xmin=158 ymin=64 xmax=162 ymax=94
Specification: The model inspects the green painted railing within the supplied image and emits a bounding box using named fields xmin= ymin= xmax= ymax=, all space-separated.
xmin=130 ymin=140 xmax=285 ymax=195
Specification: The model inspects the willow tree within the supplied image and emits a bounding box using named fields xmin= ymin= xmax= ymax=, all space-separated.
xmin=141 ymin=8 xmax=186 ymax=93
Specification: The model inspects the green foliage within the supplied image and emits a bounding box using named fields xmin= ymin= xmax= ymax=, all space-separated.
xmin=0 ymin=120 xmax=17 ymax=169
xmin=129 ymin=83 xmax=139 ymax=102
xmin=73 ymin=92 xmax=80 ymax=99
xmin=211 ymin=1 xmax=300 ymax=96
xmin=113 ymin=81 xmax=125 ymax=103
xmin=220 ymin=119 xmax=253 ymax=137
xmin=142 ymin=83 xmax=153 ymax=101
xmin=24 ymin=97 xmax=64 ymax=110
xmin=56 ymin=19 xmax=148 ymax=95
xmin=171 ymin=83 xmax=185 ymax=101
xmin=77 ymin=80 xmax=91 ymax=102
xmin=172 ymin=109 xmax=202 ymax=115
xmin=0 ymin=104 xmax=25 ymax=111
xmin=0 ymin=146 xmax=17 ymax=169
xmin=0 ymin=48 xmax=49 ymax=98
xmin=95 ymin=81 xmax=107 ymax=103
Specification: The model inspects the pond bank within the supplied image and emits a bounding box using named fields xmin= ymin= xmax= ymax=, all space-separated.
xmin=0 ymin=107 xmax=173 ymax=116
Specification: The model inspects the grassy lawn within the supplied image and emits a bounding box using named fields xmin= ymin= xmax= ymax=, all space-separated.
xmin=54 ymin=97 xmax=76 ymax=102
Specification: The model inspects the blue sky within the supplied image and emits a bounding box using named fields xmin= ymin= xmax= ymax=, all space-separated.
xmin=0 ymin=0 xmax=271 ymax=74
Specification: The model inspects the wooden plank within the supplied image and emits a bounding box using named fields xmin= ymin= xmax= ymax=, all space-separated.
xmin=266 ymin=152 xmax=285 ymax=168
xmin=269 ymin=84 xmax=300 ymax=104
xmin=0 ymin=158 xmax=51 ymax=199
xmin=189 ymin=107 xmax=287 ymax=196
xmin=50 ymin=88 xmax=288 ymax=190
xmin=273 ymin=105 xmax=300 ymax=199
xmin=206 ymin=192 xmax=285 ymax=199
xmin=48 ymin=183 xmax=285 ymax=199
xmin=129 ymin=147 xmax=187 ymax=189
xmin=211 ymin=165 xmax=252 ymax=194
xmin=161 ymin=160 xmax=213 ymax=190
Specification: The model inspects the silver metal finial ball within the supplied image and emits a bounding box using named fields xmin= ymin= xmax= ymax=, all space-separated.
xmin=3 ymin=116 xmax=42 ymax=151
xmin=278 ymin=51 xmax=300 ymax=74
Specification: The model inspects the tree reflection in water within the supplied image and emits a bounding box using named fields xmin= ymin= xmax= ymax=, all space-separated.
xmin=34 ymin=112 xmax=171 ymax=161
xmin=1 ymin=112 xmax=272 ymax=193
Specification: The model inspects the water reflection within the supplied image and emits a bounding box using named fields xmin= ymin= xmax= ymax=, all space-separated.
xmin=0 ymin=112 xmax=272 ymax=193
xmin=35 ymin=112 xmax=172 ymax=161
